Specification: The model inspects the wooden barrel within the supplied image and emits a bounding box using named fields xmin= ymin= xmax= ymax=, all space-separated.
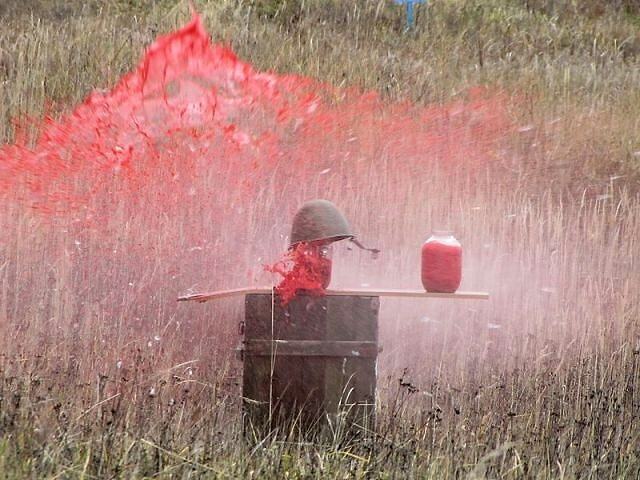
xmin=241 ymin=293 xmax=379 ymax=434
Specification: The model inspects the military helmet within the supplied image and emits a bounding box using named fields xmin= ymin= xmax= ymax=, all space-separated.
xmin=290 ymin=199 xmax=354 ymax=246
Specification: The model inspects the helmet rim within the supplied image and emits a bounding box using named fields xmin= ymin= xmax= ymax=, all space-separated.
xmin=289 ymin=199 xmax=354 ymax=246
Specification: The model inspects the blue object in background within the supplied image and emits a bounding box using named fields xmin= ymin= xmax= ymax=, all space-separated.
xmin=393 ymin=0 xmax=427 ymax=30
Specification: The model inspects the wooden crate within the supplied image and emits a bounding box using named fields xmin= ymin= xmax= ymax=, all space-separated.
xmin=242 ymin=293 xmax=379 ymax=433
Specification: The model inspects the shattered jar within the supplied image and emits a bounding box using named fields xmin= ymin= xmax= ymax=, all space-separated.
xmin=306 ymin=241 xmax=333 ymax=289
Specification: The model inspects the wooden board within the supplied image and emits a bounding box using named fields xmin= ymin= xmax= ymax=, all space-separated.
xmin=178 ymin=287 xmax=489 ymax=303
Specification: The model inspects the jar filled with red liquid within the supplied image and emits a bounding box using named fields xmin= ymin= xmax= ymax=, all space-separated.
xmin=421 ymin=231 xmax=462 ymax=293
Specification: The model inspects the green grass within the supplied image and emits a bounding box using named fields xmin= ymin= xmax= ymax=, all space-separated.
xmin=0 ymin=0 xmax=639 ymax=478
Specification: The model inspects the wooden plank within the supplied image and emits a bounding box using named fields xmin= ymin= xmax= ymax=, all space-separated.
xmin=242 ymin=340 xmax=379 ymax=358
xmin=323 ymin=295 xmax=378 ymax=423
xmin=177 ymin=287 xmax=266 ymax=302
xmin=326 ymin=289 xmax=489 ymax=300
xmin=245 ymin=294 xmax=328 ymax=340
xmin=326 ymin=295 xmax=379 ymax=341
xmin=178 ymin=287 xmax=489 ymax=303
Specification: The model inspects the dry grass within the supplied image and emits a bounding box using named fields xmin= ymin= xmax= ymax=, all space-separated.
xmin=0 ymin=0 xmax=639 ymax=478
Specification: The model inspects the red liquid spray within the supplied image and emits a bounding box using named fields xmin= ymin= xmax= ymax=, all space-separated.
xmin=0 ymin=13 xmax=510 ymax=310
xmin=265 ymin=242 xmax=332 ymax=306
xmin=0 ymin=12 xmax=511 ymax=218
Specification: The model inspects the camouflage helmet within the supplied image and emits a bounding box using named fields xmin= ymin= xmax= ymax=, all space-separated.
xmin=290 ymin=199 xmax=354 ymax=246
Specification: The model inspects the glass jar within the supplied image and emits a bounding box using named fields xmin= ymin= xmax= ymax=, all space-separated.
xmin=316 ymin=243 xmax=333 ymax=289
xmin=421 ymin=231 xmax=462 ymax=293
xmin=302 ymin=241 xmax=332 ymax=289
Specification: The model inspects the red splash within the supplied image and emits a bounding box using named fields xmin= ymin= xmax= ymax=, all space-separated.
xmin=0 ymin=14 xmax=288 ymax=213
xmin=0 ymin=13 xmax=511 ymax=218
xmin=265 ymin=243 xmax=332 ymax=305
xmin=0 ymin=12 xmax=513 ymax=310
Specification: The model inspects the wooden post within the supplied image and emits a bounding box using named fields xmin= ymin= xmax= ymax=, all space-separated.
xmin=241 ymin=293 xmax=379 ymax=435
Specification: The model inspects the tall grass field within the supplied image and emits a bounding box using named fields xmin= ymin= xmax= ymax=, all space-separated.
xmin=0 ymin=0 xmax=639 ymax=478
